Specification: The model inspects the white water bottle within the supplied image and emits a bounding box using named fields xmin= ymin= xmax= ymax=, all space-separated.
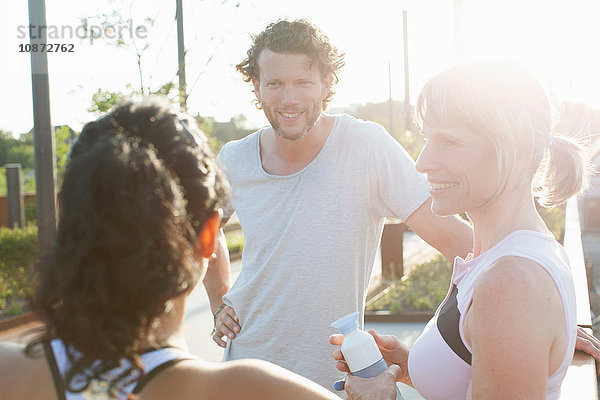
xmin=331 ymin=311 xmax=403 ymax=400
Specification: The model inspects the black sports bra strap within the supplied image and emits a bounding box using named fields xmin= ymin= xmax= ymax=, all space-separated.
xmin=436 ymin=284 xmax=472 ymax=365
xmin=42 ymin=340 xmax=67 ymax=400
xmin=132 ymin=357 xmax=193 ymax=395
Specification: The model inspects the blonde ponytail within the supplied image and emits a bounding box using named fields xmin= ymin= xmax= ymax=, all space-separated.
xmin=535 ymin=134 xmax=591 ymax=207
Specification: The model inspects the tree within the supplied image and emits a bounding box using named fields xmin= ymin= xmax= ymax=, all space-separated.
xmin=88 ymin=87 xmax=131 ymax=114
xmin=82 ymin=1 xmax=178 ymax=114
xmin=6 ymin=145 xmax=34 ymax=170
xmin=54 ymin=126 xmax=78 ymax=184
xmin=84 ymin=0 xmax=242 ymax=116
xmin=0 ymin=168 xmax=5 ymax=195
xmin=0 ymin=131 xmax=19 ymax=167
xmin=345 ymin=100 xmax=425 ymax=160
xmin=80 ymin=2 xmax=157 ymax=95
xmin=88 ymin=81 xmax=176 ymax=114
xmin=0 ymin=126 xmax=78 ymax=195
xmin=196 ymin=114 xmax=253 ymax=152
xmin=1 ymin=130 xmax=34 ymax=170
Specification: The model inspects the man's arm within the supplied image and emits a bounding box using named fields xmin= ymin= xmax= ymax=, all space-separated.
xmin=202 ymin=227 xmax=241 ymax=347
xmin=404 ymin=197 xmax=474 ymax=261
xmin=203 ymin=228 xmax=231 ymax=313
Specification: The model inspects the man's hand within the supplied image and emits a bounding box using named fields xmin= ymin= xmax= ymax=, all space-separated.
xmin=575 ymin=326 xmax=600 ymax=375
xmin=345 ymin=364 xmax=401 ymax=400
xmin=212 ymin=304 xmax=241 ymax=348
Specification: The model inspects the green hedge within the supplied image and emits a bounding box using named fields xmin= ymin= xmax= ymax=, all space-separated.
xmin=225 ymin=230 xmax=244 ymax=255
xmin=367 ymin=255 xmax=452 ymax=313
xmin=0 ymin=225 xmax=38 ymax=316
xmin=537 ymin=204 xmax=566 ymax=244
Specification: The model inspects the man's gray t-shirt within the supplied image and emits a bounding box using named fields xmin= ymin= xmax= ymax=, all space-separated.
xmin=218 ymin=114 xmax=430 ymax=390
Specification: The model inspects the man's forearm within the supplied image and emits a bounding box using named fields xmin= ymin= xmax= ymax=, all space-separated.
xmin=405 ymin=198 xmax=473 ymax=262
xmin=203 ymin=228 xmax=232 ymax=314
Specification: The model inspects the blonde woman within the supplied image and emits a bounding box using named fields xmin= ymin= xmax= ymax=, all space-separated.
xmin=332 ymin=60 xmax=591 ymax=400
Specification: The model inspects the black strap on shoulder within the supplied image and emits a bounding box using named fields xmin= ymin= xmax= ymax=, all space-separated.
xmin=131 ymin=358 xmax=193 ymax=395
xmin=436 ymin=284 xmax=472 ymax=365
xmin=42 ymin=340 xmax=67 ymax=400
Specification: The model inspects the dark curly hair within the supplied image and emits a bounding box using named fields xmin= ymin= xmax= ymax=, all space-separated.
xmin=236 ymin=19 xmax=345 ymax=110
xmin=26 ymin=97 xmax=228 ymax=396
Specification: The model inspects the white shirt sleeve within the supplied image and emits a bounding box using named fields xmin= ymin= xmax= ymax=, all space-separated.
xmin=367 ymin=125 xmax=430 ymax=220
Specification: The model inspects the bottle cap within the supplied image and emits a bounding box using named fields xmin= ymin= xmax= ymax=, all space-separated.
xmin=330 ymin=311 xmax=360 ymax=335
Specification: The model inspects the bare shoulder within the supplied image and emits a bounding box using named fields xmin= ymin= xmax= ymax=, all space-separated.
xmin=210 ymin=359 xmax=339 ymax=399
xmin=136 ymin=359 xmax=218 ymax=399
xmin=139 ymin=358 xmax=338 ymax=400
xmin=466 ymin=256 xmax=568 ymax=396
xmin=476 ymin=255 xmax=559 ymax=298
xmin=472 ymin=255 xmax=564 ymax=333
xmin=0 ymin=341 xmax=56 ymax=400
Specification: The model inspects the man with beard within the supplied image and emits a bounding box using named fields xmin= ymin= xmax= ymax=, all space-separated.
xmin=202 ymin=19 xmax=474 ymax=392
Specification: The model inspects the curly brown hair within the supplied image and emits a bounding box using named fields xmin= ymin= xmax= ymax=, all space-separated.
xmin=26 ymin=97 xmax=228 ymax=396
xmin=236 ymin=19 xmax=345 ymax=110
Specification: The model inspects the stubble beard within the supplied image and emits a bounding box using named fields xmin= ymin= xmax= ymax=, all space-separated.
xmin=265 ymin=100 xmax=323 ymax=141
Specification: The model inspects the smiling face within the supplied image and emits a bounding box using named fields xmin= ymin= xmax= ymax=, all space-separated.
xmin=253 ymin=49 xmax=331 ymax=140
xmin=415 ymin=126 xmax=500 ymax=216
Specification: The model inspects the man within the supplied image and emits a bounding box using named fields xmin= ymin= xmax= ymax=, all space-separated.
xmin=204 ymin=18 xmax=474 ymax=389
xmin=201 ymin=19 xmax=473 ymax=391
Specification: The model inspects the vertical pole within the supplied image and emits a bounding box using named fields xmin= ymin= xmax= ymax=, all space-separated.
xmin=454 ymin=0 xmax=465 ymax=59
xmin=381 ymin=221 xmax=405 ymax=281
xmin=388 ymin=61 xmax=394 ymax=135
xmin=28 ymin=0 xmax=57 ymax=255
xmin=176 ymin=0 xmax=187 ymax=112
xmin=402 ymin=10 xmax=411 ymax=132
xmin=6 ymin=164 xmax=25 ymax=228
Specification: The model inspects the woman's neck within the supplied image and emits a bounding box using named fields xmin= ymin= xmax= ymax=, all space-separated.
xmin=468 ymin=188 xmax=548 ymax=256
xmin=137 ymin=295 xmax=188 ymax=351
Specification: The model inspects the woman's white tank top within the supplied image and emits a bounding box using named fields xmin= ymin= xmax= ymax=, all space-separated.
xmin=44 ymin=338 xmax=196 ymax=399
xmin=408 ymin=230 xmax=576 ymax=400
